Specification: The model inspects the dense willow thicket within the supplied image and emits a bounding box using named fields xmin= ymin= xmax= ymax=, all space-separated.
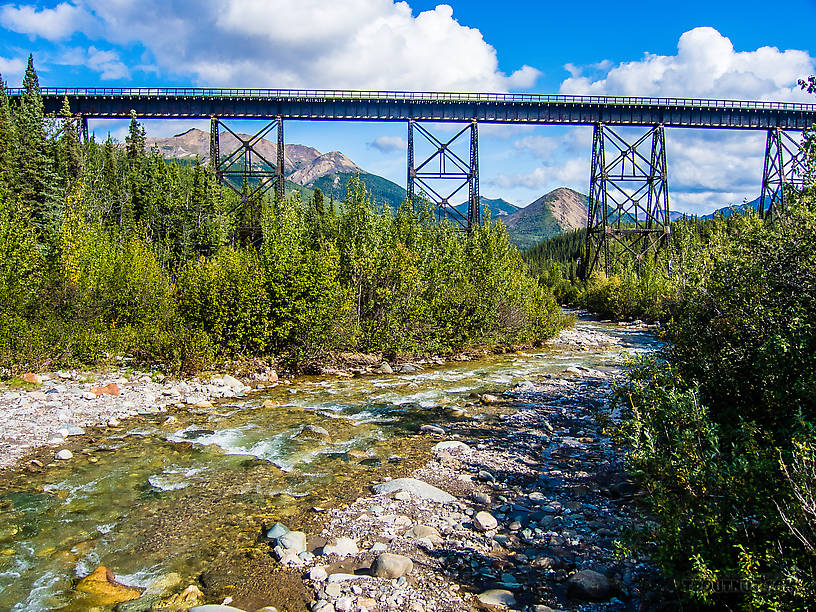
xmin=0 ymin=58 xmax=564 ymax=372
xmin=523 ymin=103 xmax=816 ymax=608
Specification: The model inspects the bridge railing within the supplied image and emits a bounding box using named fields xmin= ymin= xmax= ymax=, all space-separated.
xmin=6 ymin=87 xmax=816 ymax=112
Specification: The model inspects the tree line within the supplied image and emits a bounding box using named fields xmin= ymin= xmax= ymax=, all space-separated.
xmin=0 ymin=56 xmax=565 ymax=372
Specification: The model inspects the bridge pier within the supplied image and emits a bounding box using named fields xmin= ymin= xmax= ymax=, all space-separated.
xmin=78 ymin=115 xmax=89 ymax=143
xmin=582 ymin=123 xmax=671 ymax=278
xmin=760 ymin=128 xmax=808 ymax=219
xmin=407 ymin=120 xmax=480 ymax=230
xmin=208 ymin=116 xmax=285 ymax=205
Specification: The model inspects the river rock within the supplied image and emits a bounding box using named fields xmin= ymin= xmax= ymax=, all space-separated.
xmin=57 ymin=424 xmax=85 ymax=437
xmin=322 ymin=536 xmax=358 ymax=557
xmin=432 ymin=441 xmax=471 ymax=453
xmin=567 ymin=569 xmax=612 ymax=600
xmin=420 ymin=424 xmax=445 ymax=434
xmin=115 ymin=595 xmax=162 ymax=611
xmin=480 ymin=394 xmax=501 ymax=404
xmin=371 ymin=552 xmax=413 ymax=578
xmin=277 ymin=531 xmax=307 ymax=553
xmin=22 ymin=372 xmax=42 ymax=384
xmin=219 ymin=374 xmax=244 ymax=390
xmin=155 ymin=584 xmax=204 ymax=609
xmin=327 ymin=573 xmax=365 ymax=583
xmin=398 ymin=364 xmax=417 ymax=373
xmin=189 ymin=606 xmax=248 ymax=612
xmin=75 ymin=566 xmax=142 ymax=606
xmin=406 ymin=525 xmax=442 ymax=544
xmin=376 ymin=362 xmax=393 ymax=374
xmin=297 ymin=425 xmax=330 ymax=439
xmin=92 ymin=382 xmax=120 ymax=396
xmin=55 ymin=449 xmax=73 ymax=460
xmin=472 ymin=491 xmax=491 ymax=505
xmin=476 ymin=589 xmax=516 ymax=608
xmin=473 ymin=511 xmax=498 ymax=531
xmin=373 ymin=478 xmax=455 ymax=503
xmin=309 ymin=566 xmax=328 ymax=581
xmin=266 ymin=522 xmax=290 ymax=540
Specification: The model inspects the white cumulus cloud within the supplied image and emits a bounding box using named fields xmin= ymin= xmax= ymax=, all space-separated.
xmin=3 ymin=0 xmax=540 ymax=91
xmin=368 ymin=135 xmax=407 ymax=153
xmin=0 ymin=55 xmax=25 ymax=81
xmin=0 ymin=2 xmax=92 ymax=41
xmin=560 ymin=26 xmax=814 ymax=102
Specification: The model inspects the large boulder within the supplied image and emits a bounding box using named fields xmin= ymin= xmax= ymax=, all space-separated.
xmin=371 ymin=552 xmax=414 ymax=579
xmin=567 ymin=569 xmax=612 ymax=600
xmin=75 ymin=566 xmax=142 ymax=606
xmin=372 ymin=478 xmax=455 ymax=503
xmin=473 ymin=511 xmax=498 ymax=532
xmin=277 ymin=530 xmax=307 ymax=553
xmin=476 ymin=589 xmax=516 ymax=608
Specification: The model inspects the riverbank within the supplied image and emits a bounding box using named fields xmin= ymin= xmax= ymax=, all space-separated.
xmin=0 ymin=322 xmax=596 ymax=472
xmin=249 ymin=325 xmax=667 ymax=612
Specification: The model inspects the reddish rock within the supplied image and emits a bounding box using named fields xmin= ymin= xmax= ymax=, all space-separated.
xmin=22 ymin=373 xmax=41 ymax=384
xmin=91 ymin=383 xmax=120 ymax=396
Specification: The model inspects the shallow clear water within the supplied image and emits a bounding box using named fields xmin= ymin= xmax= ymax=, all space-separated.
xmin=0 ymin=318 xmax=658 ymax=610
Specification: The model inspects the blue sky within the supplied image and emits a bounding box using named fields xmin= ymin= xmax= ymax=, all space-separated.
xmin=1 ymin=0 xmax=814 ymax=213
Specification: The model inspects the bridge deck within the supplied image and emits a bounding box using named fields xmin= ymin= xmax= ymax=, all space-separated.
xmin=8 ymin=88 xmax=816 ymax=130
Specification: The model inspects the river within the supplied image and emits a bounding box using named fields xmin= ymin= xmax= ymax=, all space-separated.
xmin=0 ymin=317 xmax=659 ymax=611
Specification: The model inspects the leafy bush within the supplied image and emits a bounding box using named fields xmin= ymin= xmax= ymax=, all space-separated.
xmin=175 ymin=247 xmax=271 ymax=356
xmin=616 ymin=197 xmax=816 ymax=610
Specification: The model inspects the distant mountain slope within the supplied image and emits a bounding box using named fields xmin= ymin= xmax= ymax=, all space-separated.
xmin=701 ymin=196 xmax=764 ymax=219
xmin=147 ymin=128 xmax=321 ymax=174
xmin=448 ymin=197 xmax=520 ymax=219
xmin=309 ymin=171 xmax=407 ymax=210
xmin=503 ymin=188 xmax=589 ymax=250
xmin=145 ymin=128 xmax=405 ymax=209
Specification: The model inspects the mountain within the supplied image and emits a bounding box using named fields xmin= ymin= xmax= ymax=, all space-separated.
xmin=503 ymin=188 xmax=589 ymax=250
xmin=701 ymin=196 xmax=764 ymax=220
xmin=309 ymin=171 xmax=407 ymax=210
xmin=448 ymin=197 xmax=520 ymax=220
xmin=145 ymin=128 xmax=406 ymax=209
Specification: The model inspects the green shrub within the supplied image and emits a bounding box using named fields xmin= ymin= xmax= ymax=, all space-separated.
xmin=175 ymin=247 xmax=271 ymax=356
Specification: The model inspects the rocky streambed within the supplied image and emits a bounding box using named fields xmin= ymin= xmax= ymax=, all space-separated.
xmin=0 ymin=317 xmax=664 ymax=611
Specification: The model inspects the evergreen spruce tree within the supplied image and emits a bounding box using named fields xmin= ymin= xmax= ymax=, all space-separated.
xmin=0 ymin=74 xmax=15 ymax=199
xmin=58 ymin=97 xmax=82 ymax=182
xmin=125 ymin=110 xmax=145 ymax=160
xmin=13 ymin=55 xmax=62 ymax=236
xmin=125 ymin=110 xmax=148 ymax=228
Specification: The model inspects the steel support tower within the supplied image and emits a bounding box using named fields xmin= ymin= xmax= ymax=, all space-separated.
xmin=208 ymin=116 xmax=285 ymax=204
xmin=407 ymin=120 xmax=480 ymax=230
xmin=582 ymin=124 xmax=671 ymax=278
xmin=760 ymin=128 xmax=809 ymax=219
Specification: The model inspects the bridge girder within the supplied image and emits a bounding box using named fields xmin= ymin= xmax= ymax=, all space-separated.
xmin=582 ymin=124 xmax=672 ymax=278
xmin=407 ymin=120 xmax=480 ymax=230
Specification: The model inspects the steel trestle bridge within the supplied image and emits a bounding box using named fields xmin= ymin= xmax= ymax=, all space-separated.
xmin=12 ymin=87 xmax=816 ymax=275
